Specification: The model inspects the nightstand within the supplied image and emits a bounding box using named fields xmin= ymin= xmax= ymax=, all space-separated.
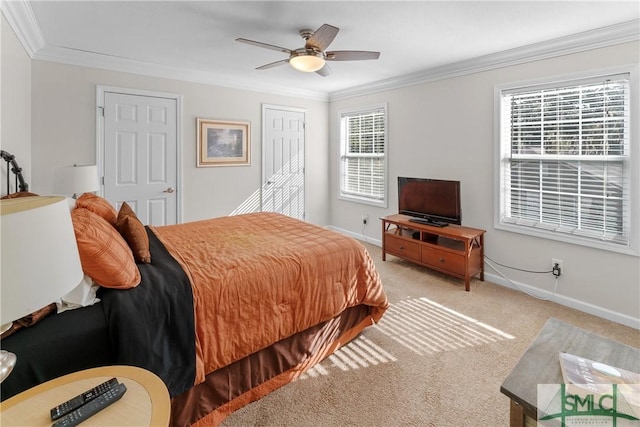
xmin=0 ymin=365 xmax=170 ymax=426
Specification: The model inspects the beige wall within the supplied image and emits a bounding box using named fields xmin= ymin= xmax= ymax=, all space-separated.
xmin=29 ymin=61 xmax=329 ymax=224
xmin=1 ymin=15 xmax=31 ymax=196
xmin=329 ymin=41 xmax=640 ymax=327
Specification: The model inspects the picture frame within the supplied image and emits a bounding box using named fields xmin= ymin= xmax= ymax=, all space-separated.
xmin=196 ymin=118 xmax=251 ymax=167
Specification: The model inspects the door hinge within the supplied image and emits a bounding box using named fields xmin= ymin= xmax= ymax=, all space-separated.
xmin=98 ymin=106 xmax=104 ymax=116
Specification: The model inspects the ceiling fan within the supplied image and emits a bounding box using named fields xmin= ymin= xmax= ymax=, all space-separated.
xmin=236 ymin=24 xmax=380 ymax=77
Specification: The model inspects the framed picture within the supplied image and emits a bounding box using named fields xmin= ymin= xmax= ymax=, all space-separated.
xmin=197 ymin=118 xmax=251 ymax=167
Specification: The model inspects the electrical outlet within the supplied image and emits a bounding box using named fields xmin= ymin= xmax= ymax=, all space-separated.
xmin=362 ymin=214 xmax=368 ymax=225
xmin=552 ymin=258 xmax=563 ymax=277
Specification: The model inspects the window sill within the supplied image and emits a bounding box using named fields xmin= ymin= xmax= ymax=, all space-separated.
xmin=494 ymin=221 xmax=639 ymax=257
xmin=338 ymin=193 xmax=387 ymax=208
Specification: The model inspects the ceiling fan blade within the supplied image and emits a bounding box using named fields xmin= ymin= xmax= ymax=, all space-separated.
xmin=326 ymin=51 xmax=380 ymax=61
xmin=306 ymin=24 xmax=339 ymax=51
xmin=236 ymin=38 xmax=292 ymax=54
xmin=255 ymin=59 xmax=289 ymax=70
xmin=315 ymin=64 xmax=332 ymax=77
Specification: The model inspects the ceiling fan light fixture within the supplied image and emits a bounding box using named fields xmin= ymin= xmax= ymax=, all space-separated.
xmin=237 ymin=24 xmax=380 ymax=77
xmin=289 ymin=51 xmax=325 ymax=72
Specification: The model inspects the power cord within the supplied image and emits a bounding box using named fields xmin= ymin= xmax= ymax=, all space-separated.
xmin=484 ymin=255 xmax=553 ymax=274
xmin=360 ymin=222 xmax=372 ymax=245
xmin=484 ymin=256 xmax=559 ymax=302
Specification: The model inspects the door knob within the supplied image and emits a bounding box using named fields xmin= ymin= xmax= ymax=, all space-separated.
xmin=163 ymin=187 xmax=175 ymax=193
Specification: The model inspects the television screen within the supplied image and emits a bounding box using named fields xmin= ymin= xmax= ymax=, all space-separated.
xmin=398 ymin=177 xmax=461 ymax=225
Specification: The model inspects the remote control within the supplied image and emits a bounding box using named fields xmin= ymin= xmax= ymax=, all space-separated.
xmin=50 ymin=378 xmax=119 ymax=421
xmin=51 ymin=383 xmax=127 ymax=427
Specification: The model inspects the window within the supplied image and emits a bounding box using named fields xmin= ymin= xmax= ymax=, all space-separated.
xmin=339 ymin=104 xmax=387 ymax=207
xmin=496 ymin=70 xmax=637 ymax=254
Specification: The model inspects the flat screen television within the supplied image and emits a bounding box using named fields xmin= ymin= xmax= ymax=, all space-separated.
xmin=398 ymin=177 xmax=462 ymax=225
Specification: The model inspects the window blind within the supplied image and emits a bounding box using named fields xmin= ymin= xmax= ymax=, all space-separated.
xmin=500 ymin=75 xmax=630 ymax=246
xmin=340 ymin=107 xmax=386 ymax=202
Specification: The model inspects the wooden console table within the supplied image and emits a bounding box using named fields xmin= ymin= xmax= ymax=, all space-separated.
xmin=381 ymin=214 xmax=485 ymax=291
xmin=500 ymin=318 xmax=640 ymax=427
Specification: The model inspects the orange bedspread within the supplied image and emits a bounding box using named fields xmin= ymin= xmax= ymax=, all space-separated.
xmin=151 ymin=212 xmax=388 ymax=385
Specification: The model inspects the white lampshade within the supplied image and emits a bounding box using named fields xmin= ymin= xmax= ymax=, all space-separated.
xmin=54 ymin=165 xmax=99 ymax=197
xmin=289 ymin=53 xmax=325 ymax=72
xmin=0 ymin=196 xmax=83 ymax=332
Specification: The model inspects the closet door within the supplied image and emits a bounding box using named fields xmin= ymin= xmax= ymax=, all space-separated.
xmin=100 ymin=89 xmax=180 ymax=225
xmin=262 ymin=105 xmax=306 ymax=220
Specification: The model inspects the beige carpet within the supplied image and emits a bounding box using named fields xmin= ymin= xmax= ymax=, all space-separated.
xmin=222 ymin=243 xmax=639 ymax=426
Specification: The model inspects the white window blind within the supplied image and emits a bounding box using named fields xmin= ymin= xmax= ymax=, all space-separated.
xmin=498 ymin=74 xmax=631 ymax=248
xmin=339 ymin=105 xmax=387 ymax=206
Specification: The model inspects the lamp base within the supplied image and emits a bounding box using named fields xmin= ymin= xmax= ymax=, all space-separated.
xmin=0 ymin=349 xmax=17 ymax=382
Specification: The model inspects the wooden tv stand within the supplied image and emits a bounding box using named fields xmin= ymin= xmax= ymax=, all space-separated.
xmin=381 ymin=214 xmax=485 ymax=291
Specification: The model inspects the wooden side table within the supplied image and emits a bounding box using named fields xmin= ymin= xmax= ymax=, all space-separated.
xmin=0 ymin=365 xmax=170 ymax=426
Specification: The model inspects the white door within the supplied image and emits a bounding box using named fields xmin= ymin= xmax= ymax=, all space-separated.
xmin=262 ymin=105 xmax=306 ymax=220
xmin=100 ymin=89 xmax=180 ymax=225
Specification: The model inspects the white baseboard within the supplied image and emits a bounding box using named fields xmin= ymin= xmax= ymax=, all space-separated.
xmin=484 ymin=272 xmax=640 ymax=330
xmin=327 ymin=226 xmax=381 ymax=248
xmin=328 ymin=225 xmax=640 ymax=330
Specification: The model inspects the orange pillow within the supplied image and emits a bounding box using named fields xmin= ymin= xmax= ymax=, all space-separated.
xmin=71 ymin=207 xmax=140 ymax=289
xmin=75 ymin=193 xmax=117 ymax=227
xmin=116 ymin=202 xmax=151 ymax=264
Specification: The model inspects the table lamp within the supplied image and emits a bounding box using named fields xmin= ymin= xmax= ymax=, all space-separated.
xmin=0 ymin=196 xmax=84 ymax=381
xmin=53 ymin=164 xmax=99 ymax=198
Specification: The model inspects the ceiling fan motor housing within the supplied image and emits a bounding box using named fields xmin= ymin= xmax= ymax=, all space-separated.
xmin=291 ymin=48 xmax=324 ymax=59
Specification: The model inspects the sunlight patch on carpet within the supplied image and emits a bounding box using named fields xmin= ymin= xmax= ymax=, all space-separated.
xmin=374 ymin=297 xmax=515 ymax=355
xmin=299 ymin=335 xmax=397 ymax=380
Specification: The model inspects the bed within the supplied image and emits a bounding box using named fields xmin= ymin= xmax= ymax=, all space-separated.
xmin=0 ymin=195 xmax=388 ymax=426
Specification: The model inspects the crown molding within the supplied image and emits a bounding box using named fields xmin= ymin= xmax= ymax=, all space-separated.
xmin=4 ymin=0 xmax=637 ymax=103
xmin=1 ymin=0 xmax=44 ymax=57
xmin=32 ymin=45 xmax=329 ymax=101
xmin=329 ymin=19 xmax=640 ymax=101
xmin=3 ymin=0 xmax=327 ymax=101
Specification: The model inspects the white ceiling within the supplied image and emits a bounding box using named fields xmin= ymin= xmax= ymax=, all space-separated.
xmin=8 ymin=1 xmax=640 ymax=99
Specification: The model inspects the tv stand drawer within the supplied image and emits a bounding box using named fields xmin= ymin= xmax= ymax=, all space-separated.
xmin=421 ymin=246 xmax=465 ymax=275
xmin=385 ymin=235 xmax=421 ymax=262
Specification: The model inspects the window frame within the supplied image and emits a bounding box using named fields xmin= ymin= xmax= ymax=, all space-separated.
xmin=338 ymin=103 xmax=388 ymax=208
xmin=494 ymin=66 xmax=639 ymax=256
